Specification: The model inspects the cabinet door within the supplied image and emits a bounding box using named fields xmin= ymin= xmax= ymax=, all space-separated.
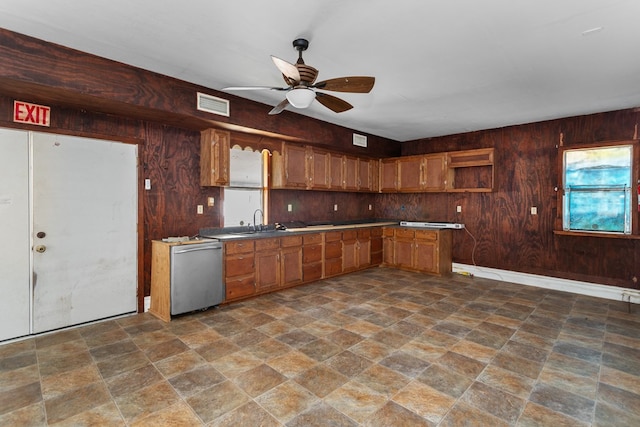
xmin=423 ymin=154 xmax=446 ymax=191
xmin=394 ymin=239 xmax=414 ymax=269
xmin=357 ymin=157 xmax=372 ymax=191
xmin=329 ymin=153 xmax=344 ymax=189
xmin=383 ymin=236 xmax=395 ymax=265
xmin=357 ymin=229 xmax=371 ymax=267
xmin=200 ymin=129 xmax=230 ymax=186
xmin=414 ymin=240 xmax=438 ymax=273
xmin=342 ymin=239 xmax=358 ymax=272
xmin=308 ymin=148 xmax=331 ymax=189
xmin=283 ymin=144 xmax=308 ymax=188
xmin=398 ymin=155 xmax=424 ymax=192
xmin=344 ymin=155 xmax=359 ymax=191
xmin=281 ymin=246 xmax=303 ymax=287
xmin=379 ymin=159 xmax=398 ymax=192
xmin=256 ymin=250 xmax=280 ymax=291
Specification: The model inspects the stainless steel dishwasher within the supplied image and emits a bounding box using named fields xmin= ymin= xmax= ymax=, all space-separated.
xmin=170 ymin=240 xmax=223 ymax=315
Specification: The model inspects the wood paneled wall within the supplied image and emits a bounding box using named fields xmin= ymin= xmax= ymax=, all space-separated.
xmin=395 ymin=110 xmax=640 ymax=288
xmin=1 ymin=27 xmax=637 ymax=300
xmin=0 ymin=29 xmax=398 ymax=302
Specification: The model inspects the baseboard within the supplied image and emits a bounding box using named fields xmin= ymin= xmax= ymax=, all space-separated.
xmin=144 ymin=296 xmax=150 ymax=312
xmin=452 ymin=263 xmax=640 ymax=305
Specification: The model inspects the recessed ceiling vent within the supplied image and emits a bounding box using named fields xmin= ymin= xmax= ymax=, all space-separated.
xmin=197 ymin=92 xmax=230 ymax=117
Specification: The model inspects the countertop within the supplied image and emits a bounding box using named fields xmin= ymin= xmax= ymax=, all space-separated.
xmin=200 ymin=221 xmax=398 ymax=241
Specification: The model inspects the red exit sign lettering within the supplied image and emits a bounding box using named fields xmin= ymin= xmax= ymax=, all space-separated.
xmin=14 ymin=101 xmax=51 ymax=127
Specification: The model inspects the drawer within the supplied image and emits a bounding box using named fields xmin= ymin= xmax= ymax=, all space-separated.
xmin=324 ymin=240 xmax=342 ymax=258
xmin=342 ymin=230 xmax=357 ymax=241
xmin=281 ymin=235 xmax=303 ymax=247
xmin=371 ymin=227 xmax=383 ymax=237
xmin=303 ymin=263 xmax=323 ymax=282
xmin=395 ymin=228 xmax=415 ymax=239
xmin=225 ymin=240 xmax=254 ymax=255
xmin=325 ymin=231 xmax=342 ymax=242
xmin=225 ymin=276 xmax=255 ymax=300
xmin=357 ymin=229 xmax=371 ymax=239
xmin=415 ymin=229 xmax=438 ymax=241
xmin=382 ymin=227 xmax=395 ymax=237
xmin=255 ymin=238 xmax=280 ymax=251
xmin=303 ymin=244 xmax=322 ymax=263
xmin=225 ymin=253 xmax=254 ymax=277
xmin=303 ymin=233 xmax=323 ymax=245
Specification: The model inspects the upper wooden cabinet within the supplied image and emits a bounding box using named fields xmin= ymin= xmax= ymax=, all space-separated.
xmin=308 ymin=147 xmax=331 ymax=189
xmin=379 ymin=158 xmax=398 ymax=192
xmin=397 ymin=156 xmax=424 ymax=192
xmin=272 ymin=144 xmax=308 ymax=188
xmin=357 ymin=158 xmax=378 ymax=192
xmin=446 ymin=148 xmax=494 ymax=192
xmin=396 ymin=153 xmax=446 ymax=192
xmin=200 ymin=129 xmax=230 ymax=186
xmin=423 ymin=153 xmax=447 ymax=191
xmin=381 ymin=149 xmax=493 ymax=193
xmin=343 ymin=155 xmax=359 ymax=191
xmin=272 ymin=143 xmax=382 ymax=193
xmin=329 ymin=152 xmax=345 ymax=190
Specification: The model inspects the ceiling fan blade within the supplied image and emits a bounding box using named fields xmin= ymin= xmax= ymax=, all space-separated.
xmin=312 ymin=76 xmax=375 ymax=93
xmin=271 ymin=56 xmax=300 ymax=84
xmin=315 ymin=92 xmax=353 ymax=113
xmin=268 ymin=98 xmax=290 ymax=115
xmin=223 ymin=86 xmax=289 ymax=91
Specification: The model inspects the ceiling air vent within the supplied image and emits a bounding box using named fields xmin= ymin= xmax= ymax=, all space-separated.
xmin=353 ymin=133 xmax=367 ymax=147
xmin=197 ymin=92 xmax=230 ymax=117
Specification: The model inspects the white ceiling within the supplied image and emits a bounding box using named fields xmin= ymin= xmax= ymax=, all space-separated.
xmin=2 ymin=0 xmax=640 ymax=142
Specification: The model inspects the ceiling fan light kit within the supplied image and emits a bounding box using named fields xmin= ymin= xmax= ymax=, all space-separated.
xmin=223 ymin=38 xmax=375 ymax=115
xmin=286 ymin=88 xmax=316 ymax=108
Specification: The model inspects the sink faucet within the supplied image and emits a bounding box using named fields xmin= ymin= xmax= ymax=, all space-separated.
xmin=253 ymin=209 xmax=264 ymax=232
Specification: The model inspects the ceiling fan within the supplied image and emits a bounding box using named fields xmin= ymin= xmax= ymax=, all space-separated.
xmin=223 ymin=38 xmax=375 ymax=115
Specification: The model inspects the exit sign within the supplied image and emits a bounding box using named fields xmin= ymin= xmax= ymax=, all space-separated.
xmin=14 ymin=100 xmax=50 ymax=127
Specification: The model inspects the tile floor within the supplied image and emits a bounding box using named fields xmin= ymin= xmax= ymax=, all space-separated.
xmin=1 ymin=268 xmax=640 ymax=426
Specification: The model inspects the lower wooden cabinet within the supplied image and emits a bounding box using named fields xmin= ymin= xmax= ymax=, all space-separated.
xmin=225 ymin=235 xmax=303 ymax=302
xmin=324 ymin=231 xmax=343 ymax=277
xmin=222 ymin=225 xmax=401 ymax=303
xmin=302 ymin=233 xmax=323 ymax=282
xmin=382 ymin=227 xmax=452 ymax=275
xmin=224 ymin=240 xmax=256 ymax=301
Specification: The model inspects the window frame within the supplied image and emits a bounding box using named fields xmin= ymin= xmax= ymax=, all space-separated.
xmin=222 ymin=147 xmax=269 ymax=228
xmin=556 ymin=139 xmax=639 ymax=238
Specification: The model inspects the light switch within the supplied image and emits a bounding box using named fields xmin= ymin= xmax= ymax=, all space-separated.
xmin=456 ymin=205 xmax=462 ymax=213
xmin=530 ymin=206 xmax=538 ymax=215
xmin=207 ymin=197 xmax=214 ymax=207
xmin=287 ymin=204 xmax=293 ymax=212
xmin=334 ymin=204 xmax=338 ymax=211
xmin=197 ymin=205 xmax=204 ymax=214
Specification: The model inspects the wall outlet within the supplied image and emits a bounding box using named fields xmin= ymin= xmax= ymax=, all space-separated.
xmin=530 ymin=206 xmax=538 ymax=215
xmin=456 ymin=205 xmax=462 ymax=213
xmin=197 ymin=205 xmax=203 ymax=214
xmin=334 ymin=204 xmax=338 ymax=211
xmin=287 ymin=204 xmax=292 ymax=212
xmin=207 ymin=197 xmax=214 ymax=207
xmin=368 ymin=204 xmax=372 ymax=211
xmin=144 ymin=179 xmax=151 ymax=190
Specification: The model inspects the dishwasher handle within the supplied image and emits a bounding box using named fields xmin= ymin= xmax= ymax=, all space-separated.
xmin=172 ymin=244 xmax=222 ymax=254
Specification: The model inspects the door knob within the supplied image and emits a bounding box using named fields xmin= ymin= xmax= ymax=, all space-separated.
xmin=35 ymin=245 xmax=46 ymax=253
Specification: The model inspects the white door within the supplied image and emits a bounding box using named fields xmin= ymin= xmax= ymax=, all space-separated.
xmin=0 ymin=129 xmax=31 ymax=341
xmin=31 ymin=133 xmax=138 ymax=333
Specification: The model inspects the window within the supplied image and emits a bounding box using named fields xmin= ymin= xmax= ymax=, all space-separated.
xmin=561 ymin=143 xmax=633 ymax=234
xmin=223 ymin=147 xmax=267 ymax=227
